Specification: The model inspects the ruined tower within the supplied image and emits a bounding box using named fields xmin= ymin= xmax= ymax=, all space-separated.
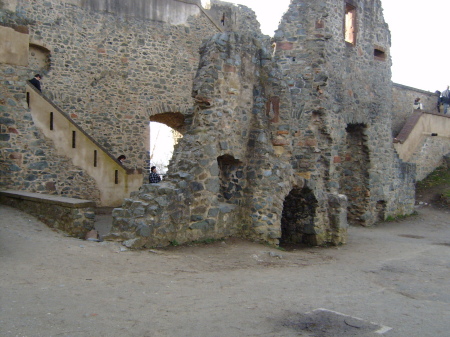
xmin=108 ymin=0 xmax=415 ymax=248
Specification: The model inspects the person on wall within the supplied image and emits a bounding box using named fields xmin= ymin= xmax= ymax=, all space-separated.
xmin=441 ymin=86 xmax=450 ymax=114
xmin=117 ymin=155 xmax=126 ymax=163
xmin=29 ymin=74 xmax=42 ymax=92
xmin=149 ymin=166 xmax=161 ymax=183
xmin=413 ymin=97 xmax=423 ymax=110
xmin=435 ymin=91 xmax=442 ymax=113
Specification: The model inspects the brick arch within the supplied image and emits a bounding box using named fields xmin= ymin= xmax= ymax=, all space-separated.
xmin=148 ymin=103 xmax=193 ymax=133
xmin=150 ymin=112 xmax=185 ymax=133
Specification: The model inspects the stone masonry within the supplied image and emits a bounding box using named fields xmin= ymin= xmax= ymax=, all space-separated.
xmin=108 ymin=0 xmax=415 ymax=249
xmin=1 ymin=0 xmax=421 ymax=248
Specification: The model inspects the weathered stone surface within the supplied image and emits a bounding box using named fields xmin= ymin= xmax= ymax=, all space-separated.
xmin=1 ymin=0 xmax=424 ymax=249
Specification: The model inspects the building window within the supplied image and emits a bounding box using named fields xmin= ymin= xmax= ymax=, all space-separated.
xmin=374 ymin=47 xmax=386 ymax=61
xmin=345 ymin=3 xmax=356 ymax=45
xmin=50 ymin=112 xmax=54 ymax=130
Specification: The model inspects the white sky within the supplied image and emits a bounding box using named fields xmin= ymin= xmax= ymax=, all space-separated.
xmin=225 ymin=0 xmax=450 ymax=93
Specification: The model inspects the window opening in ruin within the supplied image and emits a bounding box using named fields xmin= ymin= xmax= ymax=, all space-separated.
xmin=221 ymin=13 xmax=225 ymax=26
xmin=72 ymin=131 xmax=76 ymax=148
xmin=339 ymin=123 xmax=370 ymax=226
xmin=26 ymin=92 xmax=30 ymax=108
xmin=149 ymin=113 xmax=184 ymax=176
xmin=114 ymin=170 xmax=119 ymax=184
xmin=374 ymin=48 xmax=386 ymax=61
xmin=344 ymin=3 xmax=356 ymax=45
xmin=94 ymin=150 xmax=97 ymax=167
xmin=280 ymin=187 xmax=318 ymax=249
xmin=50 ymin=112 xmax=54 ymax=130
xmin=217 ymin=155 xmax=244 ymax=205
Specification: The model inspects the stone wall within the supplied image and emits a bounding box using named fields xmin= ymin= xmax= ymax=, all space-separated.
xmin=107 ymin=0 xmax=416 ymax=249
xmin=412 ymin=136 xmax=450 ymax=181
xmin=1 ymin=0 xmax=421 ymax=248
xmin=0 ymin=0 xmax=261 ymax=200
xmin=270 ymin=0 xmax=415 ymax=226
xmin=0 ymin=190 xmax=95 ymax=238
xmin=392 ymin=83 xmax=440 ymax=136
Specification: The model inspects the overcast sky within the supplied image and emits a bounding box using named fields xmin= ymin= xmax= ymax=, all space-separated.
xmin=224 ymin=0 xmax=450 ymax=93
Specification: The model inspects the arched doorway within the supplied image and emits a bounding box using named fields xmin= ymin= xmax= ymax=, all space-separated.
xmin=280 ymin=187 xmax=318 ymax=248
xmin=148 ymin=112 xmax=184 ymax=175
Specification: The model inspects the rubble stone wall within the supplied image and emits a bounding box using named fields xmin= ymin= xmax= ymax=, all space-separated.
xmin=410 ymin=136 xmax=450 ymax=181
xmin=2 ymin=0 xmax=420 ymax=248
xmin=0 ymin=0 xmax=260 ymax=199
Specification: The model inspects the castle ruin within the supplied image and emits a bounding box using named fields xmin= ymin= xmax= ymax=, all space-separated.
xmin=2 ymin=0 xmax=447 ymax=248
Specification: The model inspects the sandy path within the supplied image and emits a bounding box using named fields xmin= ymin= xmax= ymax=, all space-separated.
xmin=1 ymin=204 xmax=449 ymax=337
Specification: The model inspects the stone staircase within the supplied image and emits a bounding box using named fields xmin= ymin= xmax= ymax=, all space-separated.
xmin=394 ymin=111 xmax=450 ymax=180
xmin=26 ymin=82 xmax=143 ymax=206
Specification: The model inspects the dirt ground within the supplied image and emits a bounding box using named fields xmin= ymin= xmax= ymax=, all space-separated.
xmin=1 ymin=202 xmax=450 ymax=337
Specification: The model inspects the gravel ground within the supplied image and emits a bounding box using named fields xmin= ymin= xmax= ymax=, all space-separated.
xmin=1 ymin=204 xmax=449 ymax=337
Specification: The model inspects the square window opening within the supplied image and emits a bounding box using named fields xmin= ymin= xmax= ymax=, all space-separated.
xmin=374 ymin=48 xmax=386 ymax=61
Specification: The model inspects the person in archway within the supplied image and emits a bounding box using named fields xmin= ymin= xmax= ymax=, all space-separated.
xmin=29 ymin=74 xmax=42 ymax=92
xmin=149 ymin=166 xmax=161 ymax=183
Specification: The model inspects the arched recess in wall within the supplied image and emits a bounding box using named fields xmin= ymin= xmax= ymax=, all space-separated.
xmin=28 ymin=43 xmax=51 ymax=72
xmin=148 ymin=112 xmax=185 ymax=173
xmin=280 ymin=186 xmax=318 ymax=248
xmin=339 ymin=123 xmax=370 ymax=226
xmin=217 ymin=154 xmax=245 ymax=205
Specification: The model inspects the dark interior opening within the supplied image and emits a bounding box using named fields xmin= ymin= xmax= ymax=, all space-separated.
xmin=280 ymin=187 xmax=318 ymax=249
xmin=374 ymin=48 xmax=386 ymax=60
xmin=217 ymin=154 xmax=244 ymax=204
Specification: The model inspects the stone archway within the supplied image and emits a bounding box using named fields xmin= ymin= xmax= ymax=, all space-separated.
xmin=280 ymin=186 xmax=318 ymax=247
xmin=147 ymin=112 xmax=185 ymax=175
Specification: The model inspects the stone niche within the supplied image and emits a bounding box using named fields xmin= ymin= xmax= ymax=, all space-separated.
xmin=28 ymin=44 xmax=51 ymax=72
xmin=0 ymin=25 xmax=29 ymax=66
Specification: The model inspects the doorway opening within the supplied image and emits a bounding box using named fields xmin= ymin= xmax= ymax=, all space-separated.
xmin=280 ymin=186 xmax=318 ymax=249
xmin=148 ymin=113 xmax=184 ymax=176
xmin=339 ymin=123 xmax=370 ymax=225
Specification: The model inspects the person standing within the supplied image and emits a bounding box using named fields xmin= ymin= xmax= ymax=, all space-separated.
xmin=29 ymin=74 xmax=42 ymax=92
xmin=442 ymin=86 xmax=450 ymax=114
xmin=435 ymin=91 xmax=442 ymax=113
xmin=148 ymin=166 xmax=161 ymax=183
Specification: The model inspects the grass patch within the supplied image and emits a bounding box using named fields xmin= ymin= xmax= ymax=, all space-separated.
xmin=191 ymin=238 xmax=222 ymax=245
xmin=416 ymin=166 xmax=450 ymax=189
xmin=169 ymin=240 xmax=179 ymax=246
xmin=385 ymin=211 xmax=418 ymax=222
